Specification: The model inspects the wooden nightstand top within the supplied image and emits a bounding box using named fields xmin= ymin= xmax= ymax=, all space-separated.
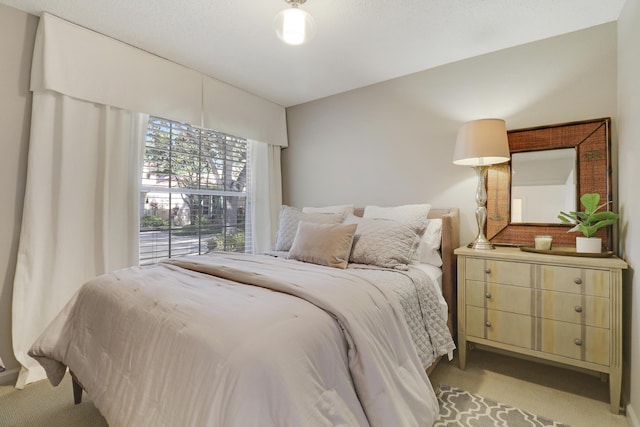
xmin=455 ymin=246 xmax=627 ymax=270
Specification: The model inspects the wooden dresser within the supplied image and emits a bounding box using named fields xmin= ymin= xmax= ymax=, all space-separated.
xmin=455 ymin=246 xmax=627 ymax=413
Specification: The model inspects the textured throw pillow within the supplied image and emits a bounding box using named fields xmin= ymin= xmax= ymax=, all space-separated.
xmin=302 ymin=204 xmax=355 ymax=218
xmin=274 ymin=205 xmax=344 ymax=252
xmin=363 ymin=203 xmax=438 ymax=265
xmin=344 ymin=215 xmax=427 ymax=270
xmin=289 ymin=222 xmax=358 ymax=269
xmin=417 ymin=218 xmax=443 ymax=267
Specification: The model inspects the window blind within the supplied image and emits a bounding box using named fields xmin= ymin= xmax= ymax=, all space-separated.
xmin=140 ymin=117 xmax=250 ymax=265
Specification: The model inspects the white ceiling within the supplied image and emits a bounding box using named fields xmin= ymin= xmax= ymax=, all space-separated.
xmin=1 ymin=0 xmax=626 ymax=107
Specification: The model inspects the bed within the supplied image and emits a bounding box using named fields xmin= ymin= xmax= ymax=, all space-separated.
xmin=28 ymin=205 xmax=459 ymax=427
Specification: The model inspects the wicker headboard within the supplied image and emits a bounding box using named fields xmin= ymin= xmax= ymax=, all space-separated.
xmin=352 ymin=207 xmax=460 ymax=336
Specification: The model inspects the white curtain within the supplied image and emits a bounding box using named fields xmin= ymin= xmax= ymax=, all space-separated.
xmin=249 ymin=141 xmax=283 ymax=253
xmin=12 ymin=90 xmax=148 ymax=388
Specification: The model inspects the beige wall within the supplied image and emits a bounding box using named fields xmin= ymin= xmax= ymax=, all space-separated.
xmin=618 ymin=0 xmax=640 ymax=423
xmin=283 ymin=23 xmax=617 ymax=247
xmin=0 ymin=4 xmax=37 ymax=382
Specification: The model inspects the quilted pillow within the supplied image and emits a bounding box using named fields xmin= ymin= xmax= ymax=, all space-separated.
xmin=363 ymin=203 xmax=440 ymax=266
xmin=289 ymin=222 xmax=358 ymax=269
xmin=344 ymin=214 xmax=427 ymax=270
xmin=274 ymin=205 xmax=344 ymax=251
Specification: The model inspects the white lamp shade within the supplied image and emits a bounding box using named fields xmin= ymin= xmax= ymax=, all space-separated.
xmin=274 ymin=7 xmax=315 ymax=45
xmin=453 ymin=118 xmax=510 ymax=166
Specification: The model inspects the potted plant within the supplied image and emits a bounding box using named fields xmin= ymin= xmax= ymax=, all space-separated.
xmin=557 ymin=193 xmax=619 ymax=253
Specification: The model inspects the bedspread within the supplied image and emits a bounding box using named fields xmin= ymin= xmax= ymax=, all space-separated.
xmin=29 ymin=253 xmax=441 ymax=427
xmin=347 ymin=266 xmax=455 ymax=367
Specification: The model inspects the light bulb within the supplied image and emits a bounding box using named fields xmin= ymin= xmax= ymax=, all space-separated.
xmin=274 ymin=6 xmax=315 ymax=45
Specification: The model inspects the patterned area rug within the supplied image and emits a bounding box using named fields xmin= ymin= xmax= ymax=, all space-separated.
xmin=435 ymin=384 xmax=572 ymax=427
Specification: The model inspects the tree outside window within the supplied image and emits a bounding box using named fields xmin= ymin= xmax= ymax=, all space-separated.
xmin=140 ymin=117 xmax=249 ymax=265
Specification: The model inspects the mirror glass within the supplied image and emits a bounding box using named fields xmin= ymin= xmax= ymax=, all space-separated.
xmin=510 ymin=148 xmax=577 ymax=223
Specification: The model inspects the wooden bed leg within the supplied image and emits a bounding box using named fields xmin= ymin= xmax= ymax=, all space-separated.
xmin=71 ymin=373 xmax=83 ymax=404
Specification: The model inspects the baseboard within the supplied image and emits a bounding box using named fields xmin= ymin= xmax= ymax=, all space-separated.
xmin=628 ymin=403 xmax=640 ymax=427
xmin=0 ymin=367 xmax=19 ymax=386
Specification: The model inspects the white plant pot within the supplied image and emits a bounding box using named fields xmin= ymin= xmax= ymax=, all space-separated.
xmin=576 ymin=236 xmax=602 ymax=253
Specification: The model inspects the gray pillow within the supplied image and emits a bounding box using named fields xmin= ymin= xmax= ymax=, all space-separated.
xmin=344 ymin=214 xmax=427 ymax=270
xmin=274 ymin=205 xmax=343 ymax=251
xmin=289 ymin=222 xmax=357 ymax=269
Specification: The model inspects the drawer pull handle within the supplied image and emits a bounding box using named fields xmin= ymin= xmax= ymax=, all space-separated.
xmin=575 ymin=339 xmax=583 ymax=346
xmin=574 ymin=306 xmax=583 ymax=313
xmin=485 ymin=292 xmax=492 ymax=299
xmin=574 ymin=278 xmax=583 ymax=285
xmin=485 ymin=321 xmax=492 ymax=327
xmin=484 ymin=268 xmax=491 ymax=274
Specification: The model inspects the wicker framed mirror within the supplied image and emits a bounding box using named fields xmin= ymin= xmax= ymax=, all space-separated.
xmin=486 ymin=117 xmax=613 ymax=250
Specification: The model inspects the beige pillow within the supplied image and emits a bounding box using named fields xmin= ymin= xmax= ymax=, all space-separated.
xmin=289 ymin=222 xmax=358 ymax=269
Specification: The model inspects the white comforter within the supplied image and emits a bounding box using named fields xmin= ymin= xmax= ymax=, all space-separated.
xmin=29 ymin=253 xmax=443 ymax=427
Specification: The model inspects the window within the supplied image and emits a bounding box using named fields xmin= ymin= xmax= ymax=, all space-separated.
xmin=140 ymin=117 xmax=250 ymax=265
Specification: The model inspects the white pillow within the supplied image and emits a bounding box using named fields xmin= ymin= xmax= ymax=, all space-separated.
xmin=417 ymin=218 xmax=443 ymax=267
xmin=363 ymin=204 xmax=431 ymax=223
xmin=302 ymin=204 xmax=354 ymax=218
xmin=274 ymin=205 xmax=344 ymax=252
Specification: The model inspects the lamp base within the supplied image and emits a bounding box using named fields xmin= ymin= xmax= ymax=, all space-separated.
xmin=468 ymin=238 xmax=495 ymax=250
xmin=469 ymin=165 xmax=495 ymax=250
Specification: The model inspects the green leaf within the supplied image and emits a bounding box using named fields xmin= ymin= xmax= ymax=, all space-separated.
xmin=587 ymin=211 xmax=619 ymax=222
xmin=580 ymin=193 xmax=600 ymax=213
xmin=578 ymin=223 xmax=598 ymax=238
xmin=557 ymin=213 xmax=573 ymax=224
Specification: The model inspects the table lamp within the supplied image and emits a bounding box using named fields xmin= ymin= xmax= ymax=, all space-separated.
xmin=453 ymin=119 xmax=510 ymax=249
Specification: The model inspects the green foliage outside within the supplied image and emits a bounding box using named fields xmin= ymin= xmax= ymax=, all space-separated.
xmin=172 ymin=216 xmax=219 ymax=236
xmin=206 ymin=233 xmax=245 ymax=252
xmin=140 ymin=215 xmax=169 ymax=229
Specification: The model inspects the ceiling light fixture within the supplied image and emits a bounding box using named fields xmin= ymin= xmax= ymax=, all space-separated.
xmin=274 ymin=0 xmax=315 ymax=46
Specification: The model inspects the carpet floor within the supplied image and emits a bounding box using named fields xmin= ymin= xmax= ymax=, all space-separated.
xmin=428 ymin=349 xmax=629 ymax=427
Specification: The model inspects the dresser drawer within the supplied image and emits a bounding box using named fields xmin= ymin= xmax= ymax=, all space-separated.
xmin=539 ymin=319 xmax=609 ymax=366
xmin=465 ymin=258 xmax=532 ymax=287
xmin=539 ymin=265 xmax=609 ymax=297
xmin=466 ymin=306 xmax=532 ymax=349
xmin=539 ymin=290 xmax=609 ymax=328
xmin=466 ymin=281 xmax=532 ymax=316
